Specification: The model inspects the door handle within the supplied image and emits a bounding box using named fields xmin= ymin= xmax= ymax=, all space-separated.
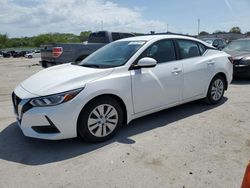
xmin=207 ymin=60 xmax=215 ymax=66
xmin=172 ymin=68 xmax=182 ymax=74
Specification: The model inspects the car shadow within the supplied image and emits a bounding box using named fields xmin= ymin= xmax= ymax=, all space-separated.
xmin=0 ymin=98 xmax=228 ymax=166
xmin=231 ymin=78 xmax=250 ymax=85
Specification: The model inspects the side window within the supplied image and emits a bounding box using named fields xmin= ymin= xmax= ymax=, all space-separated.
xmin=139 ymin=40 xmax=176 ymax=63
xmin=112 ymin=33 xmax=121 ymax=41
xmin=218 ymin=40 xmax=223 ymax=45
xmin=177 ymin=40 xmax=200 ymax=59
xmin=198 ymin=43 xmax=207 ymax=55
xmin=213 ymin=39 xmax=219 ymax=46
xmin=88 ymin=32 xmax=108 ymax=43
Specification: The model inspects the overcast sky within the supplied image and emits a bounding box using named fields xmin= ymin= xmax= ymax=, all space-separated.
xmin=1 ymin=0 xmax=250 ymax=37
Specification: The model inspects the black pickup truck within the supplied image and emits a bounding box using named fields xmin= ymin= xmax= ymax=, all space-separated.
xmin=40 ymin=31 xmax=135 ymax=68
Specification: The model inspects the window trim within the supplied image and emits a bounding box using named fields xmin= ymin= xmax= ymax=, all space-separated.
xmin=135 ymin=39 xmax=177 ymax=65
xmin=197 ymin=42 xmax=208 ymax=56
xmin=175 ymin=39 xmax=210 ymax=60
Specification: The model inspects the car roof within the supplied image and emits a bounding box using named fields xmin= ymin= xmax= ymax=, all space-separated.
xmin=121 ymin=34 xmax=201 ymax=42
xmin=120 ymin=34 xmax=213 ymax=48
xmin=202 ymin=38 xmax=224 ymax=40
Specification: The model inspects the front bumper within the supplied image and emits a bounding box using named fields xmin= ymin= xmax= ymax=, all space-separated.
xmin=12 ymin=91 xmax=82 ymax=140
xmin=233 ymin=65 xmax=250 ymax=78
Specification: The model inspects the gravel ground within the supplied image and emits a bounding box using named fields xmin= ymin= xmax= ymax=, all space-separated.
xmin=0 ymin=58 xmax=249 ymax=188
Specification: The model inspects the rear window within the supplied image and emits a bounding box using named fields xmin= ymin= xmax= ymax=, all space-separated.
xmin=177 ymin=40 xmax=201 ymax=59
xmin=88 ymin=32 xmax=108 ymax=43
xmin=120 ymin=33 xmax=135 ymax=39
xmin=112 ymin=33 xmax=121 ymax=41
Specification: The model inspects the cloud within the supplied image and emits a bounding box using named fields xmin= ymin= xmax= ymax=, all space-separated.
xmin=0 ymin=0 xmax=168 ymax=37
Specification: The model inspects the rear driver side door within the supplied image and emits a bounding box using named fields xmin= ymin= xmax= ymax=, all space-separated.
xmin=176 ymin=39 xmax=215 ymax=101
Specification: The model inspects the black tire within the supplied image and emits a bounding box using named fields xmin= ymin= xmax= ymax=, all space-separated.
xmin=28 ymin=55 xmax=32 ymax=59
xmin=206 ymin=75 xmax=225 ymax=105
xmin=77 ymin=96 xmax=123 ymax=143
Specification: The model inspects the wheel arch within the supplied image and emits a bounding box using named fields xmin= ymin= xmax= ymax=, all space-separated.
xmin=76 ymin=93 xmax=128 ymax=135
xmin=214 ymin=72 xmax=228 ymax=90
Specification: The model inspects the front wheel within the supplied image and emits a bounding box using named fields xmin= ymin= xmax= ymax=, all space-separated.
xmin=206 ymin=75 xmax=225 ymax=104
xmin=77 ymin=96 xmax=123 ymax=143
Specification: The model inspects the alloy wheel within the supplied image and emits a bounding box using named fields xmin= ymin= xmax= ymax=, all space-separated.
xmin=211 ymin=79 xmax=224 ymax=101
xmin=87 ymin=104 xmax=118 ymax=137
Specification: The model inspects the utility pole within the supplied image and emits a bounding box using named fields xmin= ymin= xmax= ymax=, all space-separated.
xmin=167 ymin=24 xmax=169 ymax=33
xmin=101 ymin=20 xmax=104 ymax=30
xmin=198 ymin=18 xmax=200 ymax=36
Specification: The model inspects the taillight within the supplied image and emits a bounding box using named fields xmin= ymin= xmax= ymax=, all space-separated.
xmin=228 ymin=56 xmax=234 ymax=64
xmin=53 ymin=47 xmax=63 ymax=58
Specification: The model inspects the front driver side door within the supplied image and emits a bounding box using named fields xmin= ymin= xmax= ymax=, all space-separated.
xmin=131 ymin=39 xmax=183 ymax=114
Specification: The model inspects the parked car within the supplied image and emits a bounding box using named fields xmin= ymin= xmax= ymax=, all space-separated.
xmin=201 ymin=38 xmax=227 ymax=50
xmin=12 ymin=35 xmax=233 ymax=142
xmin=40 ymin=31 xmax=135 ymax=68
xmin=223 ymin=38 xmax=250 ymax=78
xmin=2 ymin=51 xmax=11 ymax=58
xmin=25 ymin=51 xmax=41 ymax=58
xmin=13 ymin=51 xmax=29 ymax=58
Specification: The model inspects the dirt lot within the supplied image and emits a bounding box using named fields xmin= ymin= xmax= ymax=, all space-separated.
xmin=0 ymin=58 xmax=249 ymax=188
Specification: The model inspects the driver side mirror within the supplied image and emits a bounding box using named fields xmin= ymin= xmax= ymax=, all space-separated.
xmin=131 ymin=57 xmax=157 ymax=70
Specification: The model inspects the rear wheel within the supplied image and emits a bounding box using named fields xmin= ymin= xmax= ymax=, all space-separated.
xmin=28 ymin=55 xmax=32 ymax=59
xmin=206 ymin=75 xmax=225 ymax=104
xmin=77 ymin=96 xmax=123 ymax=143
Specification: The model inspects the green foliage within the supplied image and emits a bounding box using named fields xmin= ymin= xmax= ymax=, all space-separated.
xmin=199 ymin=31 xmax=209 ymax=36
xmin=229 ymin=27 xmax=241 ymax=34
xmin=213 ymin=30 xmax=227 ymax=34
xmin=0 ymin=32 xmax=92 ymax=49
xmin=0 ymin=34 xmax=9 ymax=49
xmin=79 ymin=31 xmax=91 ymax=42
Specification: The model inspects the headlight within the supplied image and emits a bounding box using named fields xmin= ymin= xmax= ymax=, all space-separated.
xmin=30 ymin=88 xmax=83 ymax=107
xmin=242 ymin=57 xmax=250 ymax=65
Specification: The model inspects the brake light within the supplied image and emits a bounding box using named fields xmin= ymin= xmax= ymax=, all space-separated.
xmin=53 ymin=47 xmax=63 ymax=58
xmin=228 ymin=56 xmax=234 ymax=64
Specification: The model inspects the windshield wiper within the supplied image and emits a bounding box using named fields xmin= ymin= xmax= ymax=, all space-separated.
xmin=81 ymin=64 xmax=100 ymax=68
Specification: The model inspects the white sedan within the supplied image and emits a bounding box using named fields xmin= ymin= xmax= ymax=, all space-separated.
xmin=25 ymin=51 xmax=41 ymax=58
xmin=12 ymin=35 xmax=233 ymax=142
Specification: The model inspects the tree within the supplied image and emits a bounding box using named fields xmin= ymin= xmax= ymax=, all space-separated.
xmin=79 ymin=31 xmax=91 ymax=42
xmin=229 ymin=27 xmax=241 ymax=34
xmin=0 ymin=34 xmax=8 ymax=49
xmin=199 ymin=31 xmax=209 ymax=36
xmin=213 ymin=30 xmax=227 ymax=34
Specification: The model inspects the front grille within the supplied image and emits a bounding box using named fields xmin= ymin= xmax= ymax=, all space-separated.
xmin=12 ymin=92 xmax=21 ymax=115
xmin=12 ymin=92 xmax=32 ymax=122
xmin=22 ymin=103 xmax=33 ymax=114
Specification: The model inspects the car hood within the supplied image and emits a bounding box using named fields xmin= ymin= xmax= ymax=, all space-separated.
xmin=224 ymin=50 xmax=250 ymax=60
xmin=20 ymin=63 xmax=114 ymax=96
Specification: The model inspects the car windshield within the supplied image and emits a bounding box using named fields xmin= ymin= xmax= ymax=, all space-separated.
xmin=75 ymin=41 xmax=146 ymax=68
xmin=223 ymin=40 xmax=250 ymax=52
xmin=202 ymin=39 xmax=213 ymax=45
